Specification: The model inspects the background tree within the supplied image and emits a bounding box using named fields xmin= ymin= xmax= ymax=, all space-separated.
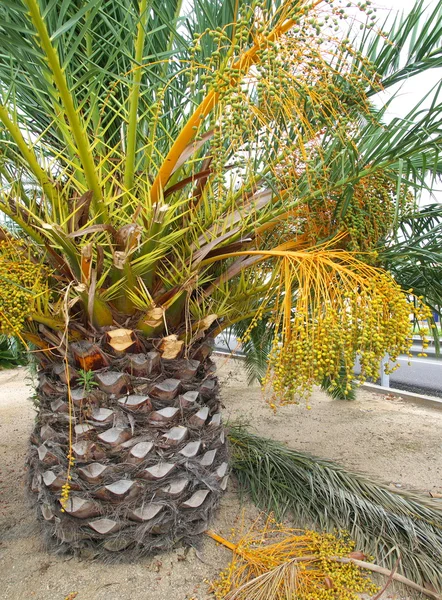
xmin=0 ymin=0 xmax=441 ymax=573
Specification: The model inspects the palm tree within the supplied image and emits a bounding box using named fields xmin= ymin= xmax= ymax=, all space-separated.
xmin=0 ymin=0 xmax=441 ymax=559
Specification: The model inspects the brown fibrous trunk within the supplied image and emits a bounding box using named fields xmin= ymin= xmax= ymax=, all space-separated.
xmin=27 ymin=334 xmax=228 ymax=560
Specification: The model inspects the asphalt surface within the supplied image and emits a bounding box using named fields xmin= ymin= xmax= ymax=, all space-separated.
xmin=385 ymin=356 xmax=442 ymax=398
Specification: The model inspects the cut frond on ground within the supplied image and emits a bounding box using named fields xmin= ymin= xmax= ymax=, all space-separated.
xmin=227 ymin=426 xmax=442 ymax=591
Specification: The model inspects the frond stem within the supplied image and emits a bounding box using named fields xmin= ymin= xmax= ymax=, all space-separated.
xmin=0 ymin=104 xmax=57 ymax=204
xmin=124 ymin=0 xmax=149 ymax=192
xmin=24 ymin=0 xmax=105 ymax=216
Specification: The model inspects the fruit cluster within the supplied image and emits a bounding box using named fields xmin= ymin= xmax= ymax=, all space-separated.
xmin=262 ymin=266 xmax=430 ymax=405
xmin=304 ymin=531 xmax=378 ymax=600
xmin=210 ymin=520 xmax=378 ymax=600
xmin=341 ymin=172 xmax=412 ymax=254
xmin=0 ymin=241 xmax=45 ymax=335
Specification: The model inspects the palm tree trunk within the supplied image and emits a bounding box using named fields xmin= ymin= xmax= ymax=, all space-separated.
xmin=27 ymin=334 xmax=228 ymax=558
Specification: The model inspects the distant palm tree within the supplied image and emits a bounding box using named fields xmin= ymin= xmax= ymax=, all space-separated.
xmin=0 ymin=0 xmax=441 ymax=559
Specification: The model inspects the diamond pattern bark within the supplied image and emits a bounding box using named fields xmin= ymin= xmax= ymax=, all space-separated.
xmin=27 ymin=335 xmax=227 ymax=559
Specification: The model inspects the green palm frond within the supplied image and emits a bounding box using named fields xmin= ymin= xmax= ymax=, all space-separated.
xmin=321 ymin=362 xmax=357 ymax=400
xmin=228 ymin=426 xmax=442 ymax=591
xmin=379 ymin=202 xmax=442 ymax=356
xmin=381 ymin=203 xmax=442 ymax=313
xmin=0 ymin=0 xmax=442 ymax=398
xmin=231 ymin=317 xmax=275 ymax=385
xmin=0 ymin=334 xmax=27 ymax=369
xmin=359 ymin=0 xmax=442 ymax=93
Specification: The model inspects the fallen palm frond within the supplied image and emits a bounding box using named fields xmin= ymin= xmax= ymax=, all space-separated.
xmin=227 ymin=426 xmax=442 ymax=591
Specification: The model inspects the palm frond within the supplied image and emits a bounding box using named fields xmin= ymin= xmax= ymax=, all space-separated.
xmin=1 ymin=0 xmax=442 ymax=398
xmin=380 ymin=203 xmax=442 ymax=316
xmin=321 ymin=362 xmax=357 ymax=401
xmin=228 ymin=425 xmax=442 ymax=591
xmin=0 ymin=334 xmax=27 ymax=368
xmin=231 ymin=317 xmax=275 ymax=385
xmin=359 ymin=0 xmax=442 ymax=93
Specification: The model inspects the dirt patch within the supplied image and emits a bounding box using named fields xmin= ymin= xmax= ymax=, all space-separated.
xmin=216 ymin=356 xmax=442 ymax=495
xmin=1 ymin=361 xmax=441 ymax=599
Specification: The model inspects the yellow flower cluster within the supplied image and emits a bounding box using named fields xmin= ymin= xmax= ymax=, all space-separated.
xmin=0 ymin=241 xmax=45 ymax=335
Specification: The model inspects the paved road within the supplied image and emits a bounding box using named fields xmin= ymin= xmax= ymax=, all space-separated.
xmin=383 ymin=356 xmax=442 ymax=398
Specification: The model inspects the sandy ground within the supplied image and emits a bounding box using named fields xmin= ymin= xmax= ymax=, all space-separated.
xmin=0 ymin=359 xmax=441 ymax=600
xmin=217 ymin=356 xmax=442 ymax=495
